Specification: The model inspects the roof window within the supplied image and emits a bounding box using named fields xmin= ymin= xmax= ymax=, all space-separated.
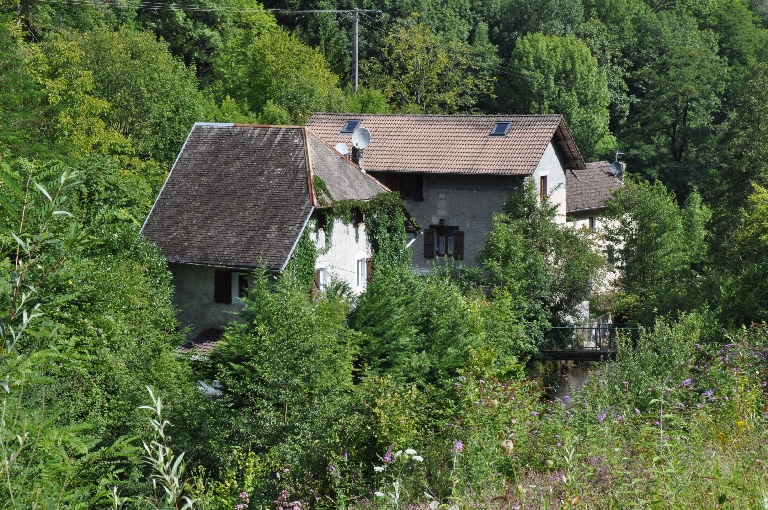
xmin=341 ymin=119 xmax=362 ymax=133
xmin=490 ymin=122 xmax=512 ymax=136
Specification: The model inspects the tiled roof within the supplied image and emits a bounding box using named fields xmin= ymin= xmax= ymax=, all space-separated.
xmin=307 ymin=132 xmax=389 ymax=202
xmin=142 ymin=124 xmax=386 ymax=270
xmin=566 ymin=161 xmax=622 ymax=212
xmin=305 ymin=114 xmax=585 ymax=175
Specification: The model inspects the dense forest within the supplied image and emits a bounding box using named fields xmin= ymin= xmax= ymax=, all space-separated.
xmin=1 ymin=0 xmax=767 ymax=507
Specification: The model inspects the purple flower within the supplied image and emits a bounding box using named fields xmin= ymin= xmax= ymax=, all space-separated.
xmin=679 ymin=378 xmax=692 ymax=387
xmin=598 ymin=408 xmax=609 ymax=423
xmin=704 ymin=388 xmax=715 ymax=398
xmin=344 ymin=449 xmax=348 ymax=461
xmin=454 ymin=440 xmax=464 ymax=452
xmin=531 ymin=411 xmax=539 ymax=417
xmin=384 ymin=444 xmax=393 ymax=463
xmin=634 ymin=408 xmax=641 ymax=415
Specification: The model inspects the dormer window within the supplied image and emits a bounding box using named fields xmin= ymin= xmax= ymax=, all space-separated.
xmin=489 ymin=122 xmax=511 ymax=136
xmin=341 ymin=119 xmax=362 ymax=133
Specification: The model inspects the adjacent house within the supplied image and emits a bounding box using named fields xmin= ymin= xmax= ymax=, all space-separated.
xmin=141 ymin=123 xmax=388 ymax=339
xmin=565 ymin=161 xmax=623 ymax=231
xmin=306 ymin=114 xmax=586 ymax=270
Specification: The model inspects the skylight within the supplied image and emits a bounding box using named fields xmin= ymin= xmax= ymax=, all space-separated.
xmin=490 ymin=122 xmax=512 ymax=136
xmin=341 ymin=119 xmax=362 ymax=133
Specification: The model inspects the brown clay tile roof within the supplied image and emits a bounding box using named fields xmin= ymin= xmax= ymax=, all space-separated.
xmin=307 ymin=132 xmax=389 ymax=202
xmin=566 ymin=161 xmax=622 ymax=212
xmin=142 ymin=124 xmax=387 ymax=270
xmin=306 ymin=114 xmax=585 ymax=175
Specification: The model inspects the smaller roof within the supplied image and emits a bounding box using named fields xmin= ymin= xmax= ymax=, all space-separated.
xmin=566 ymin=161 xmax=622 ymax=213
xmin=306 ymin=113 xmax=585 ymax=175
xmin=142 ymin=123 xmax=386 ymax=270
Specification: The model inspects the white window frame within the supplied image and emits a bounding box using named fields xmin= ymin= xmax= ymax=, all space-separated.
xmin=317 ymin=267 xmax=329 ymax=291
xmin=356 ymin=258 xmax=368 ymax=289
xmin=231 ymin=272 xmax=250 ymax=305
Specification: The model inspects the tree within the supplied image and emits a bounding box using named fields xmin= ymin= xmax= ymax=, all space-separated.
xmin=213 ymin=26 xmax=346 ymax=123
xmin=602 ymin=177 xmax=710 ymax=323
xmin=362 ymin=19 xmax=496 ymax=114
xmin=507 ymin=33 xmax=614 ymax=160
xmin=478 ymin=179 xmax=604 ymax=348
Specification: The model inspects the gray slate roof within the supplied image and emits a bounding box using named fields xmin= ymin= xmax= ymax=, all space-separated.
xmin=141 ymin=123 xmax=386 ymax=270
xmin=308 ymin=132 xmax=389 ymax=201
xmin=566 ymin=161 xmax=622 ymax=213
xmin=306 ymin=113 xmax=585 ymax=175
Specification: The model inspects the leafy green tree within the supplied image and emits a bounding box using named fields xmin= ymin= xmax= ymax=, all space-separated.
xmin=362 ymin=18 xmax=497 ymax=114
xmin=493 ymin=0 xmax=584 ymax=59
xmin=602 ymin=177 xmax=710 ymax=323
xmin=507 ymin=33 xmax=613 ymax=160
xmin=213 ymin=25 xmax=346 ymax=123
xmin=478 ymin=179 xmax=604 ymax=349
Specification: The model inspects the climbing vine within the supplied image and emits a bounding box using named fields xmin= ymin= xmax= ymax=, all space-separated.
xmin=284 ymin=226 xmax=317 ymax=289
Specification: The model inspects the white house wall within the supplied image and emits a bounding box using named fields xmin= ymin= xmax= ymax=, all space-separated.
xmin=313 ymin=217 xmax=371 ymax=294
xmin=533 ymin=142 xmax=567 ymax=223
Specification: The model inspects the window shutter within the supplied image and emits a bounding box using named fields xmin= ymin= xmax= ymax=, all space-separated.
xmin=415 ymin=174 xmax=424 ymax=201
xmin=366 ymin=258 xmax=373 ymax=283
xmin=453 ymin=231 xmax=464 ymax=260
xmin=423 ymin=229 xmax=435 ymax=258
xmin=214 ymin=271 xmax=232 ymax=304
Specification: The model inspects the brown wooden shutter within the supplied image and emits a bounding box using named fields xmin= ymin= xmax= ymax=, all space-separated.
xmin=385 ymin=173 xmax=398 ymax=191
xmin=423 ymin=229 xmax=435 ymax=258
xmin=415 ymin=174 xmax=424 ymax=201
xmin=366 ymin=258 xmax=373 ymax=283
xmin=214 ymin=271 xmax=232 ymax=304
xmin=453 ymin=231 xmax=464 ymax=260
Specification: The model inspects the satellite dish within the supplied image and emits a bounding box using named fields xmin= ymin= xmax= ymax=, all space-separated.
xmin=351 ymin=127 xmax=371 ymax=149
xmin=334 ymin=142 xmax=349 ymax=155
xmin=609 ymin=161 xmax=624 ymax=176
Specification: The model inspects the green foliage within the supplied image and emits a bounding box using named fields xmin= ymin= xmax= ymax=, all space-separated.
xmin=479 ymin=179 xmax=604 ymax=347
xmin=213 ymin=25 xmax=346 ymax=123
xmin=362 ymin=18 xmax=497 ymax=114
xmin=603 ymin=177 xmax=710 ymax=323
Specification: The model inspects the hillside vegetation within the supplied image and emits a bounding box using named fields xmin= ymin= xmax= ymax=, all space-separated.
xmin=0 ymin=0 xmax=767 ymax=507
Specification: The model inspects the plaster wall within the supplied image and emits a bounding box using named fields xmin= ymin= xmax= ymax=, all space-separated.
xmin=533 ymin=142 xmax=567 ymax=223
xmin=403 ymin=142 xmax=567 ymax=271
xmin=313 ymin=217 xmax=372 ymax=294
xmin=169 ymin=262 xmax=246 ymax=339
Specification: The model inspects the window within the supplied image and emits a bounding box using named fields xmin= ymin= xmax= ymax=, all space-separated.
xmin=214 ymin=271 xmax=249 ymax=304
xmin=588 ymin=217 xmax=596 ymax=230
xmin=423 ymin=226 xmax=464 ymax=260
xmin=341 ymin=119 xmax=362 ymax=133
xmin=489 ymin=122 xmax=511 ymax=136
xmin=540 ymin=175 xmax=548 ymax=202
xmin=382 ymin=173 xmax=424 ymax=201
xmin=314 ymin=267 xmax=329 ymax=290
xmin=356 ymin=258 xmax=368 ymax=288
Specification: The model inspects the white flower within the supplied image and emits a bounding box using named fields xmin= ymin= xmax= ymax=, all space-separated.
xmin=412 ymin=455 xmax=424 ymax=462
xmin=394 ymin=450 xmax=403 ymax=458
xmin=374 ymin=491 xmax=385 ymax=497
xmin=405 ymin=448 xmax=417 ymax=455
xmin=373 ymin=466 xmax=385 ymax=472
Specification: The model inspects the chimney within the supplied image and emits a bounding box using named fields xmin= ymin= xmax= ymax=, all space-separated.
xmin=352 ymin=146 xmax=365 ymax=172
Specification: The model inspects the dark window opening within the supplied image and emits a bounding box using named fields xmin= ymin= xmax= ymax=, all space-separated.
xmin=237 ymin=274 xmax=249 ymax=299
xmin=490 ymin=122 xmax=512 ymax=136
xmin=381 ymin=173 xmax=424 ymax=201
xmin=214 ymin=270 xmax=232 ymax=304
xmin=540 ymin=175 xmax=548 ymax=202
xmin=588 ymin=216 xmax=596 ymax=230
xmin=424 ymin=226 xmax=464 ymax=260
xmin=341 ymin=119 xmax=362 ymax=133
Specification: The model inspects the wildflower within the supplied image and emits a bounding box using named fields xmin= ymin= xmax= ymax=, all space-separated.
xmin=704 ymin=388 xmax=715 ymax=398
xmin=531 ymin=411 xmax=539 ymax=417
xmin=384 ymin=445 xmax=393 ymax=463
xmin=329 ymin=464 xmax=336 ymax=472
xmin=394 ymin=450 xmax=403 ymax=458
xmin=374 ymin=492 xmax=385 ymax=497
xmin=344 ymin=449 xmax=348 ymax=461
xmin=283 ymin=468 xmax=290 ymax=474
xmin=374 ymin=466 xmax=385 ymax=472
xmin=412 ymin=455 xmax=424 ymax=462
xmin=597 ymin=408 xmax=609 ymax=423
xmin=454 ymin=441 xmax=464 ymax=452
xmin=634 ymin=408 xmax=641 ymax=415
xmin=405 ymin=448 xmax=417 ymax=455
xmin=679 ymin=378 xmax=692 ymax=387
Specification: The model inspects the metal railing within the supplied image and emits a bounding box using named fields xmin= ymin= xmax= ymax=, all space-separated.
xmin=542 ymin=323 xmax=639 ymax=352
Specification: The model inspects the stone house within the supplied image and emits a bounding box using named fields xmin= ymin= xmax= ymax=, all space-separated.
xmin=141 ymin=123 xmax=388 ymax=339
xmin=305 ymin=114 xmax=586 ymax=271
